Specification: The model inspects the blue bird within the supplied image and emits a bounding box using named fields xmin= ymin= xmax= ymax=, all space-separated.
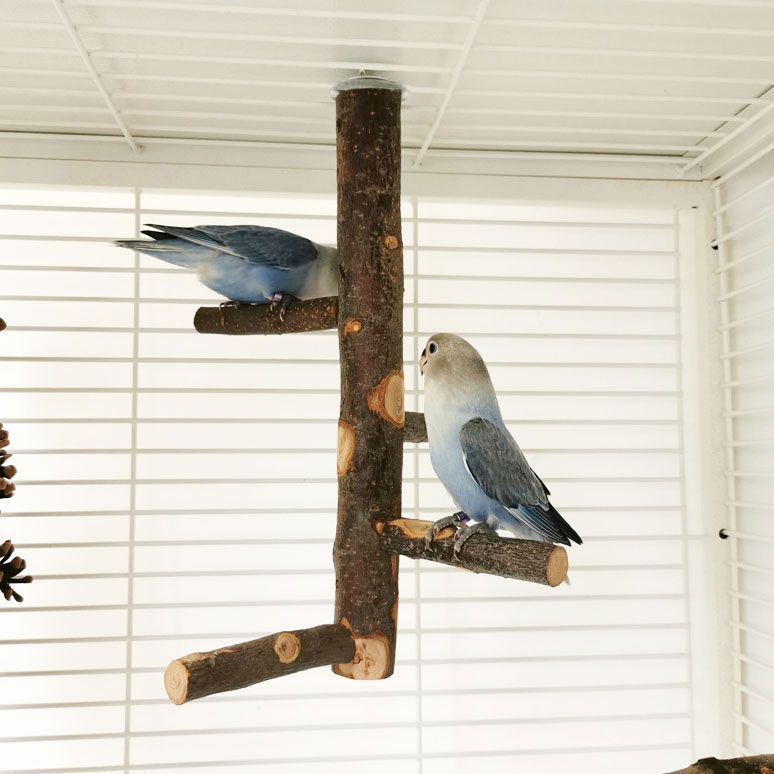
xmin=115 ymin=224 xmax=338 ymax=318
xmin=420 ymin=333 xmax=582 ymax=561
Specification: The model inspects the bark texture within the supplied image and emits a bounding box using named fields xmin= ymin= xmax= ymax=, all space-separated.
xmin=404 ymin=411 xmax=427 ymax=443
xmin=164 ymin=623 xmax=355 ymax=704
xmin=378 ymin=518 xmax=568 ymax=586
xmin=194 ymin=297 xmax=338 ymax=335
xmin=332 ymin=84 xmax=404 ymax=680
xmin=665 ymin=755 xmax=774 ymax=774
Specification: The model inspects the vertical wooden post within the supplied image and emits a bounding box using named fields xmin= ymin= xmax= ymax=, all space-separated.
xmin=332 ymin=76 xmax=405 ymax=679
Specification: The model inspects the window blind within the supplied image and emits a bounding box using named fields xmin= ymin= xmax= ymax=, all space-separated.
xmin=0 ymin=184 xmax=699 ymax=773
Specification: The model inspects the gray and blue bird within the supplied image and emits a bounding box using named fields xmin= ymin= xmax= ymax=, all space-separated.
xmin=420 ymin=333 xmax=582 ymax=558
xmin=115 ymin=224 xmax=338 ymax=318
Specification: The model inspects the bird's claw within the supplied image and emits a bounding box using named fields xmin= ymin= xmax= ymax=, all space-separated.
xmin=218 ymin=300 xmax=241 ymax=326
xmin=269 ymin=293 xmax=299 ymax=322
xmin=279 ymin=294 xmax=297 ymax=321
xmin=424 ymin=511 xmax=469 ymax=549
xmin=452 ymin=521 xmax=495 ymax=560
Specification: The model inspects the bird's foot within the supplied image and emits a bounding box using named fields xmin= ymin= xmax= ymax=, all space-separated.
xmin=269 ymin=292 xmax=300 ymax=322
xmin=453 ymin=521 xmax=496 ymax=560
xmin=425 ymin=511 xmax=470 ymax=549
xmin=218 ymin=300 xmax=241 ymax=326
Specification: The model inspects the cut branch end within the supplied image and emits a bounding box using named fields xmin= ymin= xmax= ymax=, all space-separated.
xmin=332 ymin=633 xmax=391 ymax=680
xmin=163 ymin=659 xmax=190 ymax=706
xmin=379 ymin=518 xmax=569 ymax=587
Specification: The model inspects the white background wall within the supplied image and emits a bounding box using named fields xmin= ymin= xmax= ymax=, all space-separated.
xmin=0 ymin=172 xmax=725 ymax=773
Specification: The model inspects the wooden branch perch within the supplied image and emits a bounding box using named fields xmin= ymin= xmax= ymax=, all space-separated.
xmin=404 ymin=411 xmax=427 ymax=443
xmin=665 ymin=755 xmax=774 ymax=774
xmin=164 ymin=623 xmax=354 ymax=705
xmin=332 ymin=79 xmax=405 ymax=681
xmin=377 ymin=518 xmax=568 ymax=586
xmin=194 ymin=297 xmax=338 ymax=335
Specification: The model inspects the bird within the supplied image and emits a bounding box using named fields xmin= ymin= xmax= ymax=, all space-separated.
xmin=420 ymin=333 xmax=582 ymax=559
xmin=115 ymin=224 xmax=338 ymax=319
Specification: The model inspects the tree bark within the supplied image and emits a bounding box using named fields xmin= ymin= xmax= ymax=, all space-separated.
xmin=665 ymin=755 xmax=774 ymax=774
xmin=404 ymin=411 xmax=427 ymax=443
xmin=194 ymin=297 xmax=337 ymax=335
xmin=332 ymin=80 xmax=404 ymax=680
xmin=378 ymin=518 xmax=568 ymax=587
xmin=164 ymin=623 xmax=355 ymax=705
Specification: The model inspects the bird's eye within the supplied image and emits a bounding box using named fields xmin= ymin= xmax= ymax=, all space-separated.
xmin=428 ymin=342 xmax=437 ymax=355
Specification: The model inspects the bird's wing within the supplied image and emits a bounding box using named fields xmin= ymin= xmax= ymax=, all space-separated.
xmin=460 ymin=417 xmax=576 ymax=544
xmin=145 ymin=224 xmax=321 ymax=271
xmin=532 ymin=468 xmax=551 ymax=496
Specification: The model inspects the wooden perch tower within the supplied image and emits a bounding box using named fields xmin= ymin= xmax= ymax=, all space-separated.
xmin=165 ymin=76 xmax=569 ymax=705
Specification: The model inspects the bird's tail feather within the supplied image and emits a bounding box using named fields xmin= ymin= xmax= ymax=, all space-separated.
xmin=114 ymin=236 xmax=213 ymax=268
xmin=547 ymin=501 xmax=583 ymax=545
xmin=512 ymin=501 xmax=582 ymax=546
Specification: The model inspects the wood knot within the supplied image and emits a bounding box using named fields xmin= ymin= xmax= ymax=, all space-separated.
xmin=342 ymin=318 xmax=362 ymax=335
xmin=367 ymin=371 xmax=404 ymax=428
xmin=337 ymin=421 xmax=356 ymax=476
xmin=383 ymin=235 xmax=399 ymax=250
xmin=273 ymin=631 xmax=301 ymax=664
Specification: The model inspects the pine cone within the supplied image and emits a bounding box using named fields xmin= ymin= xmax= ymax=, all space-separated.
xmin=0 ymin=446 xmax=15 ymax=500
xmin=0 ymin=319 xmax=32 ymax=601
xmin=0 ymin=541 xmax=31 ymax=603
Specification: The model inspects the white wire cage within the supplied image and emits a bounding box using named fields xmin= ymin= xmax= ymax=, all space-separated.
xmin=0 ymin=0 xmax=773 ymax=772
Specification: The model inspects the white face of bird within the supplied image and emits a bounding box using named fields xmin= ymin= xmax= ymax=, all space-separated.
xmin=420 ymin=334 xmax=491 ymax=384
xmin=420 ymin=334 xmax=498 ymax=421
xmin=419 ymin=340 xmax=434 ymax=375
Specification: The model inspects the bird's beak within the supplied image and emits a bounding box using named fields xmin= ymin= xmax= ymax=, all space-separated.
xmin=419 ymin=349 xmax=427 ymax=376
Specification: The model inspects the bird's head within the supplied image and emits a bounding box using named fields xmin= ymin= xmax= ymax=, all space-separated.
xmin=420 ymin=333 xmax=493 ymax=392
